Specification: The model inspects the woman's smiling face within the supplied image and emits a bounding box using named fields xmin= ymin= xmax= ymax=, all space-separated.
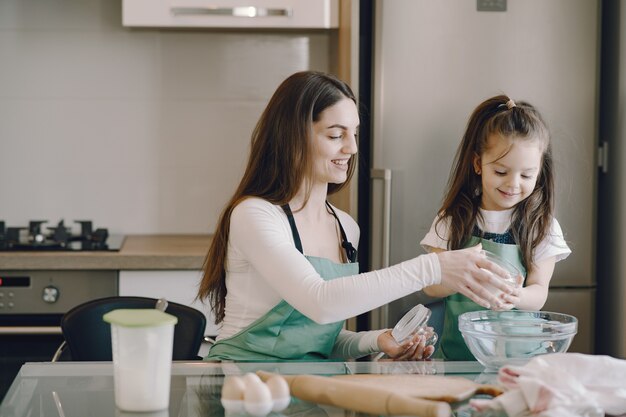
xmin=475 ymin=134 xmax=544 ymax=211
xmin=310 ymin=97 xmax=359 ymax=186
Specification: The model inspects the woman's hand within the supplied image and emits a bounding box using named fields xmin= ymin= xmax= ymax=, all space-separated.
xmin=492 ymin=284 xmax=522 ymax=311
xmin=436 ymin=244 xmax=514 ymax=309
xmin=377 ymin=329 xmax=435 ymax=361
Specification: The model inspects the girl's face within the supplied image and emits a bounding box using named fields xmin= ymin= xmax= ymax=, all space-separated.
xmin=310 ymin=98 xmax=359 ymax=186
xmin=474 ymin=134 xmax=543 ymax=211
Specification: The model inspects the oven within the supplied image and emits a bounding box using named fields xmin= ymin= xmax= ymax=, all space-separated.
xmin=0 ymin=270 xmax=118 ymax=400
xmin=0 ymin=219 xmax=124 ymax=401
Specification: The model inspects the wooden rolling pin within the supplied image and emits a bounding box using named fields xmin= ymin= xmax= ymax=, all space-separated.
xmin=257 ymin=371 xmax=451 ymax=417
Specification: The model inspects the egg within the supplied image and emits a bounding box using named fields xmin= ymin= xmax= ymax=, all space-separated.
xmin=242 ymin=372 xmax=263 ymax=386
xmin=265 ymin=375 xmax=290 ymax=412
xmin=220 ymin=375 xmax=245 ymax=414
xmin=243 ymin=373 xmax=273 ymax=417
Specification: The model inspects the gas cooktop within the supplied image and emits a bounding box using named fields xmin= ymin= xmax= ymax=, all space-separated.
xmin=0 ymin=220 xmax=124 ymax=251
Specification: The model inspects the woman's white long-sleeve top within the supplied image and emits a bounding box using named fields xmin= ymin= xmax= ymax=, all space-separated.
xmin=217 ymin=197 xmax=442 ymax=358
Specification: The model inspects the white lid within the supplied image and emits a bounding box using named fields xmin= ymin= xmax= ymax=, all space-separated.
xmin=102 ymin=309 xmax=178 ymax=327
xmin=391 ymin=304 xmax=431 ymax=343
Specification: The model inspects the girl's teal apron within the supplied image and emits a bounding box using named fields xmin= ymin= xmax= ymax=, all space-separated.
xmin=205 ymin=203 xmax=359 ymax=362
xmin=437 ymin=233 xmax=527 ymax=361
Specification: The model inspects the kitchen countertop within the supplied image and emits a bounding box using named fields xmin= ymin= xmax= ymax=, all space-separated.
xmin=0 ymin=235 xmax=212 ymax=270
xmin=1 ymin=361 xmax=491 ymax=417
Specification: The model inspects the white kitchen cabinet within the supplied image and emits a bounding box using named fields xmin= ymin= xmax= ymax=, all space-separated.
xmin=123 ymin=0 xmax=338 ymax=29
xmin=119 ymin=270 xmax=220 ymax=338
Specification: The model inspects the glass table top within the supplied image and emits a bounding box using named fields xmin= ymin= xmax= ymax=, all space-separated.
xmin=1 ymin=360 xmax=498 ymax=417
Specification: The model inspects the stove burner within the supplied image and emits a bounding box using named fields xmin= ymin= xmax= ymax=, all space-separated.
xmin=0 ymin=220 xmax=124 ymax=251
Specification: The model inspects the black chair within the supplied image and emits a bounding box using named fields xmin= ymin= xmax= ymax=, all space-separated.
xmin=52 ymin=296 xmax=206 ymax=361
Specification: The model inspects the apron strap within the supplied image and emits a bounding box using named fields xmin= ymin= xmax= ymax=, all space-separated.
xmin=280 ymin=203 xmax=358 ymax=263
xmin=325 ymin=202 xmax=358 ymax=263
xmin=280 ymin=204 xmax=304 ymax=254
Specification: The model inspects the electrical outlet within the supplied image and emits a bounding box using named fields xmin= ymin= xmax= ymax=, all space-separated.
xmin=477 ymin=0 xmax=507 ymax=12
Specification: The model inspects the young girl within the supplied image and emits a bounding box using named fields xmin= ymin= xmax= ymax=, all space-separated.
xmin=421 ymin=95 xmax=571 ymax=361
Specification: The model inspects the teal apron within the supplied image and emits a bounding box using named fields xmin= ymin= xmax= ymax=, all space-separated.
xmin=437 ymin=234 xmax=527 ymax=361
xmin=205 ymin=202 xmax=359 ymax=362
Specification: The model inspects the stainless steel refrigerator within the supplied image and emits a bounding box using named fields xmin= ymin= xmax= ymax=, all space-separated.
xmin=366 ymin=0 xmax=599 ymax=354
xmin=597 ymin=0 xmax=626 ymax=359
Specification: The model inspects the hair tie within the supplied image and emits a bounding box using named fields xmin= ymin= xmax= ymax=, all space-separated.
xmin=506 ymin=99 xmax=516 ymax=109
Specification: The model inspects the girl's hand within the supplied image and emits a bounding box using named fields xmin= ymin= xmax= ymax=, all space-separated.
xmin=437 ymin=244 xmax=514 ymax=309
xmin=493 ymin=291 xmax=520 ymax=311
xmin=377 ymin=330 xmax=435 ymax=361
xmin=493 ymin=280 xmax=522 ymax=310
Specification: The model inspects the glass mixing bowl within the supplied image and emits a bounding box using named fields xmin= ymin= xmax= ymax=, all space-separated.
xmin=459 ymin=310 xmax=577 ymax=370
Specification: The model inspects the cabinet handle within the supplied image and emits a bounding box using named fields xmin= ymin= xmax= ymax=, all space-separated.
xmin=170 ymin=6 xmax=292 ymax=18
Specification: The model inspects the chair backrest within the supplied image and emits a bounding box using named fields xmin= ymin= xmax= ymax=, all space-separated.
xmin=61 ymin=296 xmax=206 ymax=361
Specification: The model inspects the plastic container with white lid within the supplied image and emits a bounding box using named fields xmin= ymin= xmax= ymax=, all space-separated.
xmin=103 ymin=309 xmax=178 ymax=412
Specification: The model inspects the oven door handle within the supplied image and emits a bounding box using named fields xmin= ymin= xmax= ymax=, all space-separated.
xmin=0 ymin=326 xmax=62 ymax=335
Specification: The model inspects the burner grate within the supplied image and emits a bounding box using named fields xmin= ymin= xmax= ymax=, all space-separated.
xmin=0 ymin=220 xmax=124 ymax=251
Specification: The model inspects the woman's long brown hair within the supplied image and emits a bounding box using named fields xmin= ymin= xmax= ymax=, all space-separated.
xmin=198 ymin=71 xmax=357 ymax=323
xmin=436 ymin=95 xmax=554 ymax=273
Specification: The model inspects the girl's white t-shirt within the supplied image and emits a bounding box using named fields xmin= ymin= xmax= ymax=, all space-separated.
xmin=216 ymin=197 xmax=442 ymax=359
xmin=420 ymin=208 xmax=571 ymax=263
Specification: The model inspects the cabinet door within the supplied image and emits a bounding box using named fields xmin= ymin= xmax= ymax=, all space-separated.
xmin=543 ymin=288 xmax=595 ymax=354
xmin=119 ymin=270 xmax=219 ymax=337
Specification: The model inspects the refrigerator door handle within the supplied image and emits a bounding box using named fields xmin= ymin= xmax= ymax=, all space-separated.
xmin=370 ymin=168 xmax=392 ymax=330
xmin=371 ymin=168 xmax=392 ymax=268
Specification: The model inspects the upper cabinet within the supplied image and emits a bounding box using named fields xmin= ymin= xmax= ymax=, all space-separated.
xmin=123 ymin=0 xmax=339 ymax=29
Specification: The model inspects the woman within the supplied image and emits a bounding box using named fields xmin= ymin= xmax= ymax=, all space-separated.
xmin=198 ymin=71 xmax=511 ymax=362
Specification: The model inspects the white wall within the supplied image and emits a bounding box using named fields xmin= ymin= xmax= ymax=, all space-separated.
xmin=119 ymin=270 xmax=219 ymax=337
xmin=0 ymin=0 xmax=333 ymax=234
